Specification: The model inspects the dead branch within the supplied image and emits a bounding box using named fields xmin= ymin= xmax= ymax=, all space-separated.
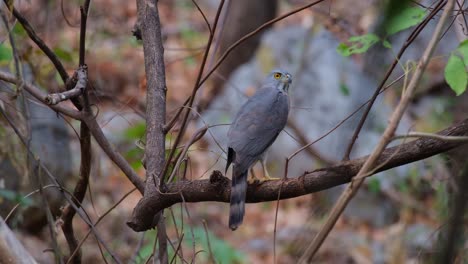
xmin=342 ymin=0 xmax=446 ymax=160
xmin=45 ymin=66 xmax=88 ymax=105
xmin=0 ymin=217 xmax=38 ymax=264
xmin=127 ymin=117 xmax=468 ymax=231
xmin=301 ymin=0 xmax=454 ymax=259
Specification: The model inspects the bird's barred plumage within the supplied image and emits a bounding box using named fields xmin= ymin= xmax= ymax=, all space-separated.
xmin=226 ymin=69 xmax=291 ymax=230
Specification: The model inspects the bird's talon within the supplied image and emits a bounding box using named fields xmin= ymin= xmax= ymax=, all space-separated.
xmin=247 ymin=178 xmax=257 ymax=184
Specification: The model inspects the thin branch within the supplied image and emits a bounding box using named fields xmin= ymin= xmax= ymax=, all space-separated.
xmin=166 ymin=126 xmax=208 ymax=183
xmin=127 ymin=117 xmax=468 ymax=231
xmin=0 ymin=97 xmax=122 ymax=263
xmin=287 ymin=119 xmax=336 ymax=166
xmin=393 ymin=132 xmax=468 ymax=142
xmin=197 ymin=0 xmax=326 ymax=88
xmin=299 ymin=0 xmax=454 ymax=260
xmin=191 ymin=0 xmax=211 ymax=34
xmin=342 ymin=0 xmax=446 ymax=160
xmin=61 ymin=2 xmax=92 ymax=263
xmin=2 ymin=0 xmax=69 ymax=82
xmin=3 ymin=0 xmax=84 ymax=109
xmin=61 ymin=121 xmax=91 ymax=264
xmin=84 ymin=115 xmax=145 ymax=193
xmin=163 ymin=0 xmax=325 ymax=135
xmin=67 ymin=188 xmax=137 ymax=264
xmin=0 ymin=71 xmax=82 ymax=119
xmin=161 ymin=0 xmax=225 ymax=189
xmin=0 ymin=70 xmax=145 ymax=193
xmin=157 ymin=217 xmax=169 ymax=264
xmin=46 ymin=66 xmax=87 ymax=105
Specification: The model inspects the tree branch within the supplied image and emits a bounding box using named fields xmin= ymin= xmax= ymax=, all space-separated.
xmin=45 ymin=66 xmax=87 ymax=105
xmin=60 ymin=3 xmax=92 ymax=263
xmin=135 ymin=0 xmax=168 ymax=262
xmin=342 ymin=0 xmax=446 ymax=160
xmin=301 ymin=0 xmax=454 ymax=258
xmin=127 ymin=117 xmax=468 ymax=231
xmin=0 ymin=70 xmax=82 ymax=119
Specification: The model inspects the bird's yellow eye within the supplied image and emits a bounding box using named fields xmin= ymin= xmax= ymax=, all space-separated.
xmin=274 ymin=73 xmax=281 ymax=79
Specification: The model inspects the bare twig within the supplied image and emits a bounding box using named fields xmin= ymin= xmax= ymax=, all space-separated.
xmin=287 ymin=119 xmax=336 ymax=166
xmin=36 ymin=165 xmax=63 ymax=264
xmin=191 ymin=0 xmax=212 ymax=34
xmin=162 ymin=0 xmax=225 ymax=189
xmin=61 ymin=121 xmax=91 ymax=264
xmin=67 ymin=188 xmax=137 ymax=264
xmin=198 ymin=0 xmax=326 ymax=89
xmin=166 ymin=126 xmax=208 ymax=183
xmin=202 ymin=220 xmax=215 ymax=264
xmin=60 ymin=2 xmax=92 ymax=263
xmin=342 ymin=0 xmax=446 ymax=160
xmin=127 ymin=117 xmax=468 ymax=231
xmin=299 ymin=1 xmax=454 ymax=260
xmin=2 ymin=0 xmax=69 ymax=82
xmin=46 ymin=66 xmax=87 ymax=105
xmin=3 ymin=0 xmax=84 ymax=109
xmin=393 ymin=132 xmax=468 ymax=142
xmin=0 ymin=98 xmax=122 ymax=263
xmin=283 ymin=72 xmax=406 ymax=178
xmin=157 ymin=216 xmax=169 ymax=264
xmin=0 ymin=71 xmax=82 ymax=119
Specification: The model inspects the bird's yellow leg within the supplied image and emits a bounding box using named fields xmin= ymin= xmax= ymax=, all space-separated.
xmin=260 ymin=159 xmax=279 ymax=181
xmin=248 ymin=168 xmax=258 ymax=184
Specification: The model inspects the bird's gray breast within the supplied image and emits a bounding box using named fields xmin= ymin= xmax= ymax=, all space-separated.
xmin=228 ymin=88 xmax=289 ymax=171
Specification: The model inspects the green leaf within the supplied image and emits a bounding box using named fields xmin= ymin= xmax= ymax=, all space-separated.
xmin=0 ymin=44 xmax=13 ymax=62
xmin=185 ymin=227 xmax=245 ymax=263
xmin=444 ymin=53 xmax=468 ymax=96
xmin=339 ymin=83 xmax=350 ymax=96
xmin=385 ymin=6 xmax=426 ymax=35
xmin=0 ymin=189 xmax=33 ymax=206
xmin=368 ymin=178 xmax=381 ymax=194
xmin=53 ymin=47 xmax=74 ymax=62
xmin=124 ymin=122 xmax=146 ymax=139
xmin=12 ymin=23 xmax=27 ymax=37
xmin=382 ymin=39 xmax=392 ymax=49
xmin=455 ymin=39 xmax=468 ymax=66
xmin=336 ymin=34 xmax=380 ymax=56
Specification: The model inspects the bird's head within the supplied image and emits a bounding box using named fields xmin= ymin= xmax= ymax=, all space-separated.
xmin=267 ymin=69 xmax=292 ymax=93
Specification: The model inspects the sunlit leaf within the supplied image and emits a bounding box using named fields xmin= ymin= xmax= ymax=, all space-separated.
xmin=336 ymin=34 xmax=380 ymax=56
xmin=455 ymin=39 xmax=468 ymax=66
xmin=444 ymin=53 xmax=467 ymax=96
xmin=0 ymin=44 xmax=13 ymax=62
xmin=385 ymin=6 xmax=426 ymax=35
xmin=124 ymin=122 xmax=146 ymax=139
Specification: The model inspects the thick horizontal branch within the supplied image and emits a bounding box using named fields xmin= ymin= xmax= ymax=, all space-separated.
xmin=127 ymin=118 xmax=468 ymax=232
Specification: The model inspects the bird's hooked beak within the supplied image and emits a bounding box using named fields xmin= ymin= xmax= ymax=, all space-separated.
xmin=281 ymin=73 xmax=292 ymax=85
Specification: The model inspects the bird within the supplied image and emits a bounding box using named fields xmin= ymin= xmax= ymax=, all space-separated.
xmin=225 ymin=69 xmax=292 ymax=230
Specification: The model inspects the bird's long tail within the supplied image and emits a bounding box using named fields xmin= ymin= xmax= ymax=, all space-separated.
xmin=229 ymin=167 xmax=248 ymax=230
